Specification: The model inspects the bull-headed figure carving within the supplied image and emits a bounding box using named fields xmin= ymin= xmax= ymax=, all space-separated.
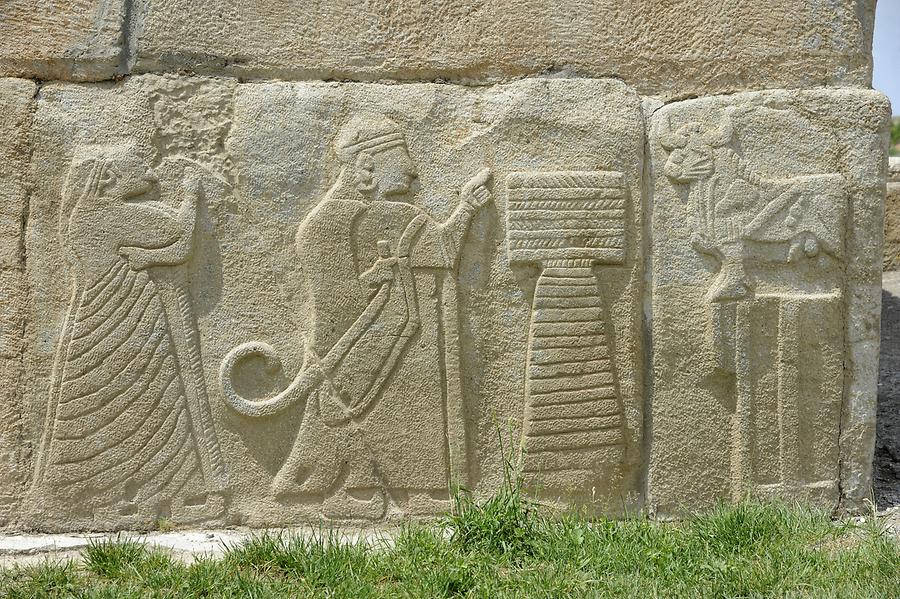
xmin=657 ymin=109 xmax=848 ymax=501
xmin=658 ymin=110 xmax=844 ymax=303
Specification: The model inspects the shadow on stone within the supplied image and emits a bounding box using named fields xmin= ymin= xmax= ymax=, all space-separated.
xmin=876 ymin=287 xmax=900 ymax=508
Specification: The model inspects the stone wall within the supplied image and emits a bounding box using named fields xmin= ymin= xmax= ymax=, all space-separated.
xmin=886 ymin=157 xmax=900 ymax=271
xmin=0 ymin=1 xmax=891 ymax=531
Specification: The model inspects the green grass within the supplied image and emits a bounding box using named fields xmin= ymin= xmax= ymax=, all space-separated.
xmin=2 ymin=475 xmax=899 ymax=598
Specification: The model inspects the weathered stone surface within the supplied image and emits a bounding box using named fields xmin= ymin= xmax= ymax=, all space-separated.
xmin=647 ymin=89 xmax=891 ymax=513
xmin=883 ymin=162 xmax=900 ymax=507
xmin=0 ymin=1 xmax=126 ymax=81
xmin=0 ymin=0 xmax=891 ymax=530
xmin=0 ymin=78 xmax=35 ymax=526
xmin=885 ymin=158 xmax=900 ymax=271
xmin=877 ymin=271 xmax=900 ymax=509
xmin=128 ymin=0 xmax=875 ymax=96
xmin=0 ymin=1 xmax=877 ymax=97
xmin=16 ymin=76 xmax=645 ymax=530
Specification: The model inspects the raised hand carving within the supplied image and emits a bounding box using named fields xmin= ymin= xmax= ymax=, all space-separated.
xmin=462 ymin=168 xmax=492 ymax=208
xmin=220 ymin=117 xmax=491 ymax=519
xmin=117 ymin=174 xmax=200 ymax=270
xmin=31 ymin=145 xmax=226 ymax=526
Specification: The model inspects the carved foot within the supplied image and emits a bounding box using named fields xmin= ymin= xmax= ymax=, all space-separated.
xmin=323 ymin=488 xmax=387 ymax=521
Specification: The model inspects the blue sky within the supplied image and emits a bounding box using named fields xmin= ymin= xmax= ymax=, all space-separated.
xmin=874 ymin=1 xmax=899 ymax=115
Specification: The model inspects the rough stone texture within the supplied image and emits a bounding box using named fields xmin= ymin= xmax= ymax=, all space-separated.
xmin=0 ymin=1 xmax=878 ymax=97
xmin=0 ymin=78 xmax=35 ymax=526
xmin=875 ymin=159 xmax=900 ymax=509
xmin=881 ymin=160 xmax=900 ymax=507
xmin=0 ymin=2 xmax=892 ymax=533
xmin=885 ymin=158 xmax=900 ymax=271
xmin=0 ymin=1 xmax=127 ymax=81
xmin=126 ymin=0 xmax=876 ymax=97
xmin=14 ymin=76 xmax=645 ymax=530
xmin=877 ymin=271 xmax=900 ymax=509
xmin=647 ymin=89 xmax=891 ymax=514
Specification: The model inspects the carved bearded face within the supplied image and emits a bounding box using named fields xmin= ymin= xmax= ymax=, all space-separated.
xmin=370 ymin=143 xmax=418 ymax=198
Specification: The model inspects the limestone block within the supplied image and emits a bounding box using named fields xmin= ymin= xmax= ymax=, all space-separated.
xmin=17 ymin=76 xmax=644 ymax=531
xmin=647 ymin=89 xmax=891 ymax=514
xmin=0 ymin=78 xmax=35 ymax=525
xmin=885 ymin=158 xmax=900 ymax=271
xmin=0 ymin=1 xmax=126 ymax=81
xmin=126 ymin=0 xmax=874 ymax=98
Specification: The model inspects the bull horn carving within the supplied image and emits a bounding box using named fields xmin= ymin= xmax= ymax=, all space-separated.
xmin=657 ymin=114 xmax=688 ymax=151
xmin=704 ymin=110 xmax=734 ymax=148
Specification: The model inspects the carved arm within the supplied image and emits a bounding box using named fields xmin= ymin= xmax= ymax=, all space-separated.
xmin=118 ymin=176 xmax=200 ymax=270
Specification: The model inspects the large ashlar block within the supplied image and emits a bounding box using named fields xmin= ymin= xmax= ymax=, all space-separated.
xmin=15 ymin=76 xmax=645 ymax=530
xmin=0 ymin=1 xmax=126 ymax=81
xmin=128 ymin=0 xmax=874 ymax=96
xmin=128 ymin=0 xmax=874 ymax=97
xmin=0 ymin=0 xmax=874 ymax=97
xmin=0 ymin=78 xmax=35 ymax=526
xmin=647 ymin=89 xmax=891 ymax=514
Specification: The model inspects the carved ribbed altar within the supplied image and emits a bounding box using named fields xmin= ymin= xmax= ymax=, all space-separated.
xmin=521 ymin=262 xmax=625 ymax=478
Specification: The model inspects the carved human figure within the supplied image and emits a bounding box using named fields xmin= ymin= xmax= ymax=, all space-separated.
xmin=221 ymin=117 xmax=491 ymax=519
xmin=31 ymin=144 xmax=225 ymax=525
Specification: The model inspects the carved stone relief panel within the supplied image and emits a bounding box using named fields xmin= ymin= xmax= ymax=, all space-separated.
xmin=22 ymin=77 xmax=235 ymax=530
xmin=17 ymin=76 xmax=644 ymax=530
xmin=0 ymin=78 xmax=35 ymax=526
xmin=647 ymin=89 xmax=891 ymax=514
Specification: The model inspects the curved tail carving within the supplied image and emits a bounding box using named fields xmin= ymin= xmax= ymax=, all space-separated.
xmin=218 ymin=283 xmax=392 ymax=418
xmin=219 ymin=341 xmax=324 ymax=418
xmin=220 ymin=213 xmax=428 ymax=420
